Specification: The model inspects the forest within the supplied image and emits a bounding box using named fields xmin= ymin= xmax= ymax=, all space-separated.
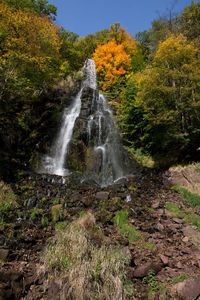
xmin=0 ymin=1 xmax=200 ymax=299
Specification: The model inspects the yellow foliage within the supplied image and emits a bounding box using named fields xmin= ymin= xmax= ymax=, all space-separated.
xmin=155 ymin=34 xmax=198 ymax=67
xmin=92 ymin=39 xmax=131 ymax=91
xmin=0 ymin=2 xmax=60 ymax=78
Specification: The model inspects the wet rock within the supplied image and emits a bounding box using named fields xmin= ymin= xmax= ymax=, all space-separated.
xmin=95 ymin=191 xmax=109 ymax=200
xmin=133 ymin=261 xmax=163 ymax=278
xmin=172 ymin=277 xmax=200 ymax=300
xmin=27 ymin=197 xmax=37 ymax=209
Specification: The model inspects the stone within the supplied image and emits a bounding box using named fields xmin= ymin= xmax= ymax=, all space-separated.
xmin=133 ymin=261 xmax=163 ymax=278
xmin=182 ymin=236 xmax=189 ymax=243
xmin=173 ymin=218 xmax=183 ymax=224
xmin=172 ymin=278 xmax=200 ymax=300
xmin=152 ymin=200 xmax=160 ymax=209
xmin=158 ymin=254 xmax=169 ymax=265
xmin=95 ymin=191 xmax=109 ymax=200
xmin=0 ymin=248 xmax=9 ymax=261
xmin=156 ymin=222 xmax=164 ymax=231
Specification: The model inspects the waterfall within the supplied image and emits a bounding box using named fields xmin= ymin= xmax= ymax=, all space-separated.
xmin=40 ymin=59 xmax=130 ymax=185
xmin=86 ymin=93 xmax=124 ymax=186
xmin=41 ymin=59 xmax=96 ymax=176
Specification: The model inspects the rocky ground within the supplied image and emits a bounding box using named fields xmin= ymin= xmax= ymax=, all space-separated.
xmin=0 ymin=169 xmax=200 ymax=300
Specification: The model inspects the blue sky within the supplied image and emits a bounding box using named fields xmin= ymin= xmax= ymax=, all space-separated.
xmin=49 ymin=0 xmax=194 ymax=37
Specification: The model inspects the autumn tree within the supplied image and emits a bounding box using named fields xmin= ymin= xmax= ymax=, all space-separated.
xmin=92 ymin=39 xmax=131 ymax=94
xmin=135 ymin=35 xmax=200 ymax=162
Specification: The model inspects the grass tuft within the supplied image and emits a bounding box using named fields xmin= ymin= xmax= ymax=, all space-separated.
xmin=114 ymin=210 xmax=141 ymax=243
xmin=44 ymin=215 xmax=133 ymax=300
xmin=172 ymin=185 xmax=200 ymax=207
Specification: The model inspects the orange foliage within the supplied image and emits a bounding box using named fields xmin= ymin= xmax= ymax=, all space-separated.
xmin=92 ymin=39 xmax=131 ymax=91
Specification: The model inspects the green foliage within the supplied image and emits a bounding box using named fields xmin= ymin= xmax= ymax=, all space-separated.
xmin=126 ymin=147 xmax=155 ymax=168
xmin=179 ymin=2 xmax=200 ymax=46
xmin=114 ymin=210 xmax=141 ymax=243
xmin=2 ymin=0 xmax=57 ymax=19
xmin=143 ymin=270 xmax=160 ymax=298
xmin=55 ymin=221 xmax=68 ymax=231
xmin=172 ymin=185 xmax=200 ymax=207
xmin=0 ymin=202 xmax=13 ymax=223
xmin=41 ymin=216 xmax=49 ymax=227
xmin=30 ymin=207 xmax=42 ymax=221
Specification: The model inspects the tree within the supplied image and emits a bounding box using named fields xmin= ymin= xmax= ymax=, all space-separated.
xmin=178 ymin=2 xmax=200 ymax=47
xmin=137 ymin=35 xmax=200 ymax=161
xmin=1 ymin=0 xmax=57 ymax=19
xmin=92 ymin=39 xmax=131 ymax=93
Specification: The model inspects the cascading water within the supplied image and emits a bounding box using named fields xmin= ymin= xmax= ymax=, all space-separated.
xmin=41 ymin=59 xmax=96 ymax=176
xmin=41 ymin=59 xmax=130 ymax=185
xmin=86 ymin=93 xmax=125 ymax=186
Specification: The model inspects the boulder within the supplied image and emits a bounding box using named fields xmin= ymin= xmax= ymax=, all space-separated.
xmin=172 ymin=278 xmax=200 ymax=300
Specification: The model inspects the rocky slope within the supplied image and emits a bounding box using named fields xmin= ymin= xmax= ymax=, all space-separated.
xmin=0 ymin=169 xmax=200 ymax=300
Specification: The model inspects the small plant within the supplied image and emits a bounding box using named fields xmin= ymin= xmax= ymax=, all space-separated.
xmin=41 ymin=216 xmax=49 ymax=227
xmin=143 ymin=270 xmax=160 ymax=298
xmin=114 ymin=210 xmax=141 ymax=243
xmin=123 ymin=280 xmax=135 ymax=296
xmin=143 ymin=242 xmax=156 ymax=252
xmin=172 ymin=185 xmax=200 ymax=207
xmin=171 ymin=274 xmax=188 ymax=284
xmin=30 ymin=207 xmax=42 ymax=221
xmin=52 ymin=198 xmax=60 ymax=205
xmin=55 ymin=221 xmax=68 ymax=231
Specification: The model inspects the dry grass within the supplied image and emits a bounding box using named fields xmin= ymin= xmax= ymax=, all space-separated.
xmin=44 ymin=214 xmax=132 ymax=300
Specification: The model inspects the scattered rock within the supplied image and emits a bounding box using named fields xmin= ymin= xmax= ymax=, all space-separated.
xmin=182 ymin=236 xmax=189 ymax=243
xmin=152 ymin=200 xmax=160 ymax=209
xmin=156 ymin=222 xmax=164 ymax=231
xmin=95 ymin=191 xmax=109 ymax=200
xmin=172 ymin=277 xmax=200 ymax=300
xmin=133 ymin=261 xmax=163 ymax=278
xmin=158 ymin=254 xmax=169 ymax=265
